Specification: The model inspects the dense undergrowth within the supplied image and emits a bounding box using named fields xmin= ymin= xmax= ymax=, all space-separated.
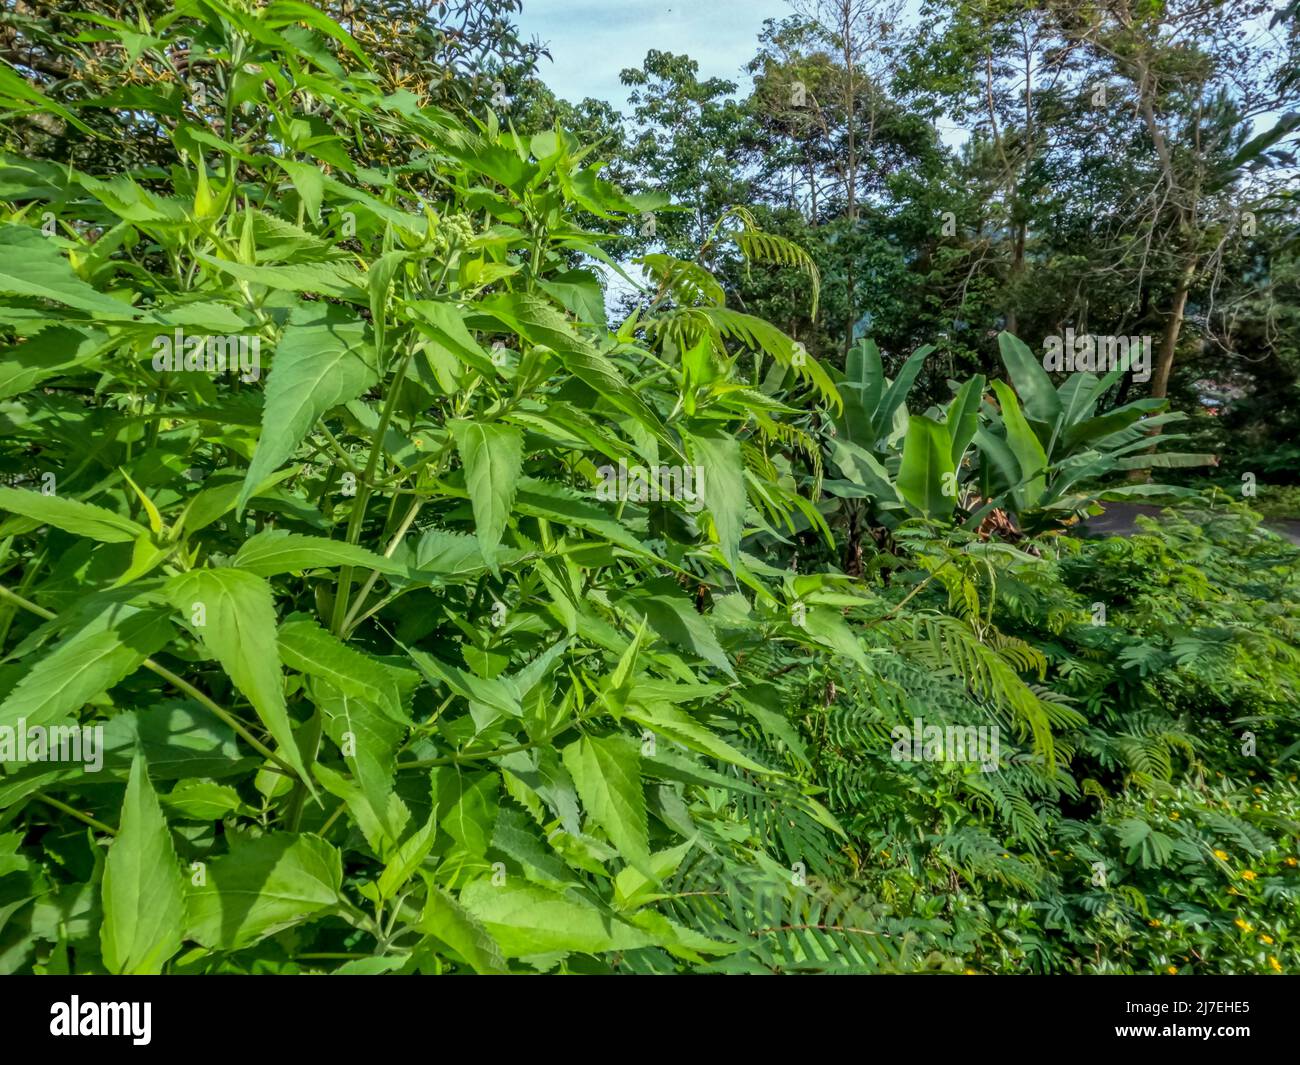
xmin=780 ymin=501 xmax=1300 ymax=974
xmin=0 ymin=1 xmax=1295 ymax=975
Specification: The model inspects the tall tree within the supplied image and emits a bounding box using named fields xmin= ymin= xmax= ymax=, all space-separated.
xmin=1048 ymin=0 xmax=1298 ymax=405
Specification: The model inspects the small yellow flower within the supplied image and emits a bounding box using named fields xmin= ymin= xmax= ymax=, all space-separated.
xmin=1227 ymin=887 xmax=1239 ymax=895
xmin=1214 ymin=849 xmax=1229 ymax=861
xmin=1286 ymin=857 xmax=1298 ymax=867
xmin=1149 ymin=919 xmax=1162 ymax=928
xmin=1166 ymin=965 xmax=1178 ymax=975
xmin=1235 ymin=918 xmax=1253 ymax=932
xmin=1253 ymin=786 xmax=1262 ymax=795
xmin=964 ymin=969 xmax=977 ymax=975
xmin=1261 ymin=934 xmax=1274 ymax=945
xmin=1169 ymin=811 xmax=1181 ymax=820
xmin=1241 ymin=870 xmax=1257 ymax=881
xmin=1269 ymin=956 xmax=1282 ymax=973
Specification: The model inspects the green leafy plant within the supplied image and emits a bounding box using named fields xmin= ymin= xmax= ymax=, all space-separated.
xmin=820 ymin=332 xmax=1215 ymax=540
xmin=0 ymin=1 xmax=911 ymax=975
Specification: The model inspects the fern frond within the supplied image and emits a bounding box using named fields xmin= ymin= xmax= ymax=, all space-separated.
xmin=731 ymin=229 xmax=821 ymax=319
xmin=638 ymin=253 xmax=726 ymax=307
xmin=699 ymin=307 xmax=842 ymax=413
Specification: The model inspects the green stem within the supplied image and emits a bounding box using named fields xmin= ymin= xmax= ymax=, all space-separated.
xmin=142 ymin=658 xmax=301 ymax=781
xmin=318 ymin=799 xmax=347 ymax=837
xmin=34 ymin=793 xmax=117 ymax=836
xmin=397 ymin=711 xmax=600 ymax=771
xmin=0 ymin=584 xmax=301 ymax=781
xmin=340 ymin=497 xmax=424 ymax=636
xmin=317 ymin=424 xmax=362 ymax=476
xmin=331 ymin=341 xmax=419 ymax=636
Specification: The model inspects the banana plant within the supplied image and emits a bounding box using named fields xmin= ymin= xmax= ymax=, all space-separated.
xmin=819 ymin=331 xmax=1212 ymax=537
xmin=977 ymin=333 xmax=1215 ymax=530
xmin=821 ymin=339 xmax=986 ymax=530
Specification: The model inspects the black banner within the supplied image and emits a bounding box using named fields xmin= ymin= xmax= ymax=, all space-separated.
xmin=1 ymin=975 xmax=1290 ymax=1051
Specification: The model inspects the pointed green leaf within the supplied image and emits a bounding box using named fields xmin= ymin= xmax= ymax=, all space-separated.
xmin=478 ymin=292 xmax=664 ymax=429
xmin=407 ymin=300 xmax=498 ymax=379
xmin=184 ymin=833 xmax=342 ymax=950
xmin=991 ymin=381 xmax=1048 ymax=507
xmin=625 ymin=701 xmax=767 ymax=772
xmin=101 ymin=755 xmax=186 ymax=974
xmin=448 ymin=418 xmax=523 ymax=559
xmin=876 ymin=344 xmax=932 ymax=437
xmin=165 ymin=568 xmax=312 ymax=786
xmin=0 ymin=486 xmax=148 ymax=543
xmin=622 ymin=581 xmax=735 ymax=679
xmin=839 ymin=339 xmax=885 ymax=445
xmin=998 ymin=332 xmax=1061 ymax=427
xmin=234 ymin=529 xmax=407 ymax=578
xmin=237 ymin=303 xmax=377 ymax=513
xmin=458 ymin=880 xmax=655 ymax=957
xmin=562 ymin=733 xmax=651 ymax=876
xmin=195 ymin=253 xmax=367 ymax=299
xmin=274 ymin=159 xmax=324 ymax=223
xmin=0 ymin=325 xmax=112 ymax=400
xmin=1062 ymin=398 xmax=1167 ymax=452
xmin=0 ymin=224 xmax=137 ymax=318
xmin=688 ymin=429 xmax=746 ymax=568
xmin=419 ymin=884 xmax=506 ymax=973
xmin=513 ymin=478 xmax=649 ymax=556
xmin=0 ymin=603 xmax=173 ymax=730
xmin=377 ymin=805 xmax=439 ymax=900
xmin=946 ymin=374 xmax=986 ymax=464
xmin=278 ymin=613 xmax=409 ymax=723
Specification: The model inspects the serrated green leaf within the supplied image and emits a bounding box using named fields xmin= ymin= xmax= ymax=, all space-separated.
xmin=184 ymin=833 xmax=342 ymax=950
xmin=237 ymin=303 xmax=377 ymax=513
xmin=458 ymin=880 xmax=656 ymax=957
xmin=164 ymin=568 xmax=312 ymax=788
xmin=419 ymin=884 xmax=506 ymax=973
xmin=234 ymin=529 xmax=407 ymax=578
xmin=101 ymin=755 xmax=186 ymax=974
xmin=279 ymin=613 xmax=409 ymax=723
xmin=562 ymin=733 xmax=652 ymax=876
xmin=0 ymin=326 xmax=112 ymax=400
xmin=0 ymin=603 xmax=173 ymax=731
xmin=448 ymin=418 xmax=523 ymax=560
xmin=0 ymin=486 xmax=149 ymax=543
xmin=687 ymin=429 xmax=745 ymax=568
xmin=0 ymin=224 xmax=137 ymax=318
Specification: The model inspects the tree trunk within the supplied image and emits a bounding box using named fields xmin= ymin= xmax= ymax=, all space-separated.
xmin=1132 ymin=255 xmax=1198 ymax=478
xmin=1149 ymin=256 xmax=1197 ymax=404
xmin=1005 ymin=221 xmax=1025 ymax=337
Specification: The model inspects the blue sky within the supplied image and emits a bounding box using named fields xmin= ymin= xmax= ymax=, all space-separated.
xmin=513 ymin=1 xmax=1284 ymax=142
xmin=515 ymin=0 xmax=793 ymax=111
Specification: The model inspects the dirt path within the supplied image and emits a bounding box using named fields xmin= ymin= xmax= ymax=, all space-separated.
xmin=1081 ymin=502 xmax=1300 ymax=546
